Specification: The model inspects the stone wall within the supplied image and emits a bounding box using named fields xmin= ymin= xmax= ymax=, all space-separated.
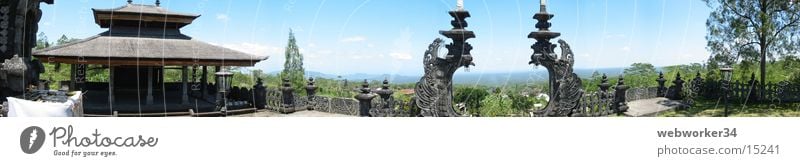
xmin=263 ymin=88 xmax=412 ymax=117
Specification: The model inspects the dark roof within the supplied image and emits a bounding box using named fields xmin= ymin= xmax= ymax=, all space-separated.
xmin=32 ymin=28 xmax=267 ymax=66
xmin=93 ymin=3 xmax=199 ymax=17
xmin=92 ymin=3 xmax=200 ymax=28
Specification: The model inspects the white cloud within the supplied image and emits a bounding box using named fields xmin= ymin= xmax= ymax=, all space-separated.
xmin=218 ymin=42 xmax=281 ymax=59
xmin=340 ymin=36 xmax=367 ymax=43
xmin=216 ymin=14 xmax=230 ymax=22
xmin=388 ymin=28 xmax=414 ymax=61
xmin=390 ymin=52 xmax=412 ymax=60
xmin=621 ymin=46 xmax=631 ymax=52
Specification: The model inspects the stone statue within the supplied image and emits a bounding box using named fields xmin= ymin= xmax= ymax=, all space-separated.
xmin=414 ymin=7 xmax=475 ymax=117
xmin=0 ymin=0 xmax=52 ymax=101
xmin=529 ymin=1 xmax=584 ymax=117
xmin=530 ymin=39 xmax=584 ymax=116
xmin=415 ymin=38 xmax=473 ymax=117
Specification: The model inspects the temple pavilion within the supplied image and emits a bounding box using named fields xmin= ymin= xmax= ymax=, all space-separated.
xmin=32 ymin=1 xmax=267 ymax=116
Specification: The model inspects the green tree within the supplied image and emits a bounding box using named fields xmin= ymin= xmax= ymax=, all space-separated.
xmin=704 ymin=0 xmax=800 ymax=97
xmin=35 ymin=32 xmax=50 ymax=50
xmin=56 ymin=35 xmax=79 ymax=46
xmin=508 ymin=93 xmax=534 ymax=111
xmin=453 ymin=87 xmax=490 ymax=114
xmin=479 ymin=93 xmax=514 ymax=117
xmin=280 ymin=29 xmax=306 ymax=91
xmin=623 ymin=63 xmax=658 ymax=88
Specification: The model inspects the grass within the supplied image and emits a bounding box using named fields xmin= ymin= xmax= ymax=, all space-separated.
xmin=659 ymin=99 xmax=800 ymax=117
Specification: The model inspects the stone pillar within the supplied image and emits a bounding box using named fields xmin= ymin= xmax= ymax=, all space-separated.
xmin=613 ymin=77 xmax=630 ymax=114
xmin=253 ymin=78 xmax=266 ymax=109
xmin=598 ymin=73 xmax=611 ymax=99
xmin=690 ymin=72 xmax=704 ymax=100
xmin=279 ymin=78 xmax=295 ymax=114
xmin=667 ymin=72 xmax=684 ymax=100
xmin=305 ymin=77 xmax=318 ymax=110
xmin=376 ymin=78 xmax=394 ymax=109
xmin=656 ymin=72 xmax=667 ymax=97
xmin=355 ymin=80 xmax=376 ymax=117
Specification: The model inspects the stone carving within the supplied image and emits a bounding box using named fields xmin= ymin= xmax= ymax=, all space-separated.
xmin=305 ymin=77 xmax=318 ymax=110
xmin=598 ymin=73 xmax=611 ymax=99
xmin=375 ymin=78 xmax=394 ymax=110
xmin=657 ymin=72 xmax=667 ymax=97
xmin=0 ymin=0 xmax=52 ymax=101
xmin=666 ymin=72 xmax=684 ymax=100
xmin=253 ymin=78 xmax=266 ymax=109
xmin=414 ymin=8 xmax=475 ymax=117
xmin=0 ymin=101 xmax=6 ymax=117
xmin=1 ymin=6 xmax=10 ymax=53
xmin=529 ymin=3 xmax=584 ymax=117
xmin=279 ymin=78 xmax=296 ymax=113
xmin=612 ymin=77 xmax=630 ymax=114
xmin=355 ymin=80 xmax=376 ymax=117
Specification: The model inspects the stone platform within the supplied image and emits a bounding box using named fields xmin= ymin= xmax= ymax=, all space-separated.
xmin=234 ymin=110 xmax=354 ymax=117
xmin=624 ymin=98 xmax=685 ymax=117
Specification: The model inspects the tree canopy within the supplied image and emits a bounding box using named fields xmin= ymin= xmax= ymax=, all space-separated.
xmin=280 ymin=29 xmax=306 ymax=91
xmin=704 ymin=0 xmax=799 ymax=96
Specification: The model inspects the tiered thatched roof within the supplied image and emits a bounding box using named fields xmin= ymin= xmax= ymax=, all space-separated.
xmin=33 ymin=2 xmax=266 ymax=66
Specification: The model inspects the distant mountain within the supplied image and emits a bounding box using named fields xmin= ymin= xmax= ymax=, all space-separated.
xmin=266 ymin=67 xmax=629 ymax=86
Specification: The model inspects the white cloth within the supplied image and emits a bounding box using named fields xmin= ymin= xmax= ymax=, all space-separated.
xmin=7 ymin=91 xmax=82 ymax=117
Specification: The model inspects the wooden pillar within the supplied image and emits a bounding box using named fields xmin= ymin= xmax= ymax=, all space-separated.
xmin=109 ymin=67 xmax=115 ymax=109
xmin=69 ymin=64 xmax=76 ymax=90
xmin=181 ymin=66 xmax=189 ymax=104
xmin=201 ymin=66 xmax=208 ymax=97
xmin=146 ymin=67 xmax=154 ymax=105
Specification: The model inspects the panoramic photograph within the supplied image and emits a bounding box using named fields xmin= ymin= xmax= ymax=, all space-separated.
xmin=3 ymin=0 xmax=800 ymax=165
xmin=0 ymin=0 xmax=798 ymax=117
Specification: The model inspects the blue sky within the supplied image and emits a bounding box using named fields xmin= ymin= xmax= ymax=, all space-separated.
xmin=38 ymin=0 xmax=711 ymax=75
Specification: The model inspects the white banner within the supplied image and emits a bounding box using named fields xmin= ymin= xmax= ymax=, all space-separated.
xmin=0 ymin=118 xmax=796 ymax=166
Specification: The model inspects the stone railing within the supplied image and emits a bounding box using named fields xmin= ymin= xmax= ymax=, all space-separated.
xmin=625 ymin=87 xmax=659 ymax=102
xmin=262 ymin=88 xmax=412 ymax=117
xmin=675 ymin=71 xmax=800 ymax=103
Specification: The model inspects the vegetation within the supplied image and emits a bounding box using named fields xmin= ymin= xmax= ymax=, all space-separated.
xmin=704 ymin=0 xmax=800 ymax=97
xmin=280 ymin=29 xmax=306 ymax=91
xmin=453 ymin=86 xmax=490 ymax=115
xmin=660 ymin=99 xmax=800 ymax=117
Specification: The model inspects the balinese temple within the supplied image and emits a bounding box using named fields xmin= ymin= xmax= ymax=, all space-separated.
xmin=32 ymin=0 xmax=267 ymax=116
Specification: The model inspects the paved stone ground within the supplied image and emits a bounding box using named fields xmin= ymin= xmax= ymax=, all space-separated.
xmin=232 ymin=98 xmax=681 ymax=117
xmin=233 ymin=110 xmax=354 ymax=117
xmin=624 ymin=97 xmax=685 ymax=117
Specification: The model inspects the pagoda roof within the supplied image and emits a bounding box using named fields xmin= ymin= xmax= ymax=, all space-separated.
xmin=92 ymin=3 xmax=200 ymax=28
xmin=33 ymin=28 xmax=267 ymax=67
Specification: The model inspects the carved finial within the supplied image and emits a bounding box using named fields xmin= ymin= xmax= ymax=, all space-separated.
xmin=128 ymin=0 xmax=133 ymax=4
xmin=155 ymin=0 xmax=161 ymax=6
xmin=361 ymin=79 xmax=371 ymax=93
xmin=540 ymin=0 xmax=547 ymax=13
xmin=456 ymin=0 xmax=464 ymax=11
xmin=382 ymin=78 xmax=390 ymax=89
